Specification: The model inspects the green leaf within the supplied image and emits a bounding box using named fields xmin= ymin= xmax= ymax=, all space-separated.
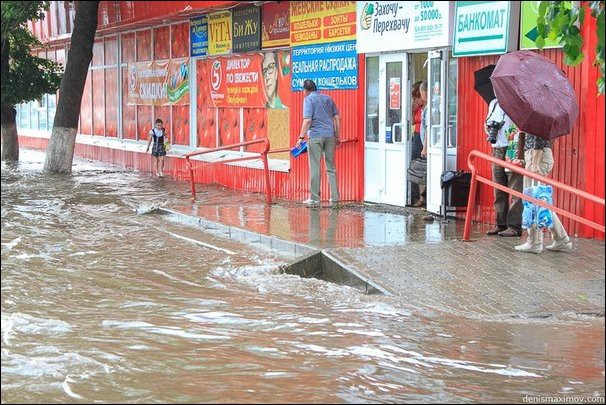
xmin=539 ymin=1 xmax=549 ymax=18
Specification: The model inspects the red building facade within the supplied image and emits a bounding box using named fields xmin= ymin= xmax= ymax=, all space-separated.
xmin=18 ymin=1 xmax=604 ymax=238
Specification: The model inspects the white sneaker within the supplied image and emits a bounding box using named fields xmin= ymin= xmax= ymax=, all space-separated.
xmin=514 ymin=242 xmax=543 ymax=254
xmin=546 ymin=236 xmax=572 ymax=252
xmin=302 ymin=198 xmax=320 ymax=206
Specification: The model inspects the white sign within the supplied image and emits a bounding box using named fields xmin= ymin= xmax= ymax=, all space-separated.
xmin=356 ymin=1 xmax=452 ymax=53
xmin=453 ymin=1 xmax=513 ymax=57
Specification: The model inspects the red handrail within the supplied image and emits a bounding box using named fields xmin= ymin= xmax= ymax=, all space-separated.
xmin=185 ymin=138 xmax=271 ymax=204
xmin=463 ymin=149 xmax=605 ymax=241
xmin=266 ymin=138 xmax=357 ymax=155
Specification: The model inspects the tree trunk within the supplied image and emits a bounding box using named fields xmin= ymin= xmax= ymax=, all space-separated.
xmin=1 ymin=24 xmax=19 ymax=162
xmin=44 ymin=1 xmax=99 ymax=174
xmin=1 ymin=106 xmax=19 ymax=162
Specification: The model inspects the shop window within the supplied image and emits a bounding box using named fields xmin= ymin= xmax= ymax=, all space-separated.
xmin=366 ymin=56 xmax=379 ymax=142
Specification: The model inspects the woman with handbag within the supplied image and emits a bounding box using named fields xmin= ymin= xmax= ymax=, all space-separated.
xmin=410 ymin=81 xmax=428 ymax=207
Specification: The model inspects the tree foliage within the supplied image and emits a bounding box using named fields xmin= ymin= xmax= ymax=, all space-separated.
xmin=536 ymin=1 xmax=605 ymax=94
xmin=1 ymin=1 xmax=63 ymax=108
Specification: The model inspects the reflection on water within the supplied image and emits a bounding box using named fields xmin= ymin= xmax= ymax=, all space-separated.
xmin=2 ymin=150 xmax=604 ymax=403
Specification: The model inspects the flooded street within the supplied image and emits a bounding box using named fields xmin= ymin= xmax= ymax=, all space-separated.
xmin=2 ymin=149 xmax=604 ymax=403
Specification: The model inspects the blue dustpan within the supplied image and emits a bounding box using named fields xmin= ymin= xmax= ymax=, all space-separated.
xmin=290 ymin=141 xmax=308 ymax=158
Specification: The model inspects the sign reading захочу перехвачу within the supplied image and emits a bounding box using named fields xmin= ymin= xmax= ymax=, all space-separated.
xmin=355 ymin=2 xmax=451 ymax=53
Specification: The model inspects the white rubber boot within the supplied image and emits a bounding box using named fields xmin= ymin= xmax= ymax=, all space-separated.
xmin=515 ymin=228 xmax=543 ymax=254
xmin=546 ymin=235 xmax=572 ymax=251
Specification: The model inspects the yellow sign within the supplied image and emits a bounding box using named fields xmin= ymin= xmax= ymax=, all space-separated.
xmin=290 ymin=1 xmax=356 ymax=46
xmin=208 ymin=11 xmax=232 ymax=55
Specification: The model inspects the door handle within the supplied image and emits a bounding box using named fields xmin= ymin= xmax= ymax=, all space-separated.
xmin=392 ymin=123 xmax=404 ymax=143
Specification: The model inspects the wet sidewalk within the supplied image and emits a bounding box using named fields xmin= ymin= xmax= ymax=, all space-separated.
xmin=166 ymin=184 xmax=605 ymax=320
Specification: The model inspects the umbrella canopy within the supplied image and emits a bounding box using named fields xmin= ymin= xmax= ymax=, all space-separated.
xmin=473 ymin=64 xmax=496 ymax=104
xmin=490 ymin=51 xmax=578 ymax=140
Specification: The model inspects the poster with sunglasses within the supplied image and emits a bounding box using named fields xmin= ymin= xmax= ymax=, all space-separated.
xmin=197 ymin=50 xmax=291 ymax=109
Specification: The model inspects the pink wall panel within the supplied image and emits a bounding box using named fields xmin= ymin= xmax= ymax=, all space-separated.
xmin=219 ymin=108 xmax=241 ymax=147
xmin=92 ymin=40 xmax=104 ymax=66
xmin=105 ymin=68 xmax=118 ymax=137
xmin=197 ymin=107 xmax=217 ymax=148
xmin=80 ymin=72 xmax=93 ymax=135
xmin=136 ymin=30 xmax=152 ymax=61
xmin=122 ymin=66 xmax=137 ymax=140
xmin=121 ymin=32 xmax=136 ymax=63
xmin=172 ymin=105 xmax=189 ymax=146
xmin=137 ymin=106 xmax=152 ymax=140
xmin=92 ymin=69 xmax=105 ymax=136
xmin=153 ymin=26 xmax=170 ymax=60
xmin=104 ymin=35 xmax=118 ymax=65
xmin=171 ymin=22 xmax=189 ymax=58
xmin=244 ymin=108 xmax=267 ymax=153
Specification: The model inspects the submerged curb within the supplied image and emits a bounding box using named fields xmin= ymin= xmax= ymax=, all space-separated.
xmin=155 ymin=207 xmax=390 ymax=295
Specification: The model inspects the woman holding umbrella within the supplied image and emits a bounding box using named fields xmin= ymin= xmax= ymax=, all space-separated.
xmin=490 ymin=51 xmax=578 ymax=253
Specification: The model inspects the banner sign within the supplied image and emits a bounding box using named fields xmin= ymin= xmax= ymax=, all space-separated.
xmin=190 ymin=16 xmax=208 ymax=57
xmin=127 ymin=58 xmax=190 ymax=106
xmin=520 ymin=1 xmax=561 ymax=50
xmin=232 ymin=6 xmax=261 ymax=53
xmin=453 ymin=1 xmax=516 ymax=57
xmin=262 ymin=1 xmax=290 ymax=48
xmin=290 ymin=1 xmax=356 ymax=46
xmin=197 ymin=50 xmax=291 ymax=108
xmin=291 ymin=40 xmax=357 ymax=91
xmin=356 ymin=1 xmax=451 ymax=53
xmin=208 ymin=10 xmax=232 ymax=55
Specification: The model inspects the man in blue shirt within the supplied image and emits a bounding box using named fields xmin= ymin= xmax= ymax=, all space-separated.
xmin=296 ymin=79 xmax=341 ymax=205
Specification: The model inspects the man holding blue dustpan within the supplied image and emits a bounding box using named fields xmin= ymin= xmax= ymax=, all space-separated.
xmin=295 ymin=79 xmax=341 ymax=206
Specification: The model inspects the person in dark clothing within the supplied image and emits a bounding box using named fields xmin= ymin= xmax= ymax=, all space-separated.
xmin=146 ymin=118 xmax=169 ymax=177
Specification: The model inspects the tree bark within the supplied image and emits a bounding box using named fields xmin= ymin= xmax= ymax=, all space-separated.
xmin=44 ymin=1 xmax=99 ymax=174
xmin=1 ymin=22 xmax=19 ymax=162
xmin=1 ymin=106 xmax=19 ymax=162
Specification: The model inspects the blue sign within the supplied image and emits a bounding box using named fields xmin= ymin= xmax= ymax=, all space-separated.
xmin=190 ymin=16 xmax=208 ymax=58
xmin=291 ymin=40 xmax=358 ymax=91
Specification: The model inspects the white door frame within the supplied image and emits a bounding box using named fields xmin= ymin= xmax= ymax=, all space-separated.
xmin=364 ymin=53 xmax=409 ymax=207
xmin=426 ymin=49 xmax=447 ymax=215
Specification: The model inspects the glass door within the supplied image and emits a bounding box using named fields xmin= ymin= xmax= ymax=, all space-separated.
xmin=364 ymin=53 xmax=409 ymax=206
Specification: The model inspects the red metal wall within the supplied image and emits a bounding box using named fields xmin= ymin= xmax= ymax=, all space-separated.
xmin=456 ymin=15 xmax=604 ymax=239
xmin=287 ymin=55 xmax=366 ymax=202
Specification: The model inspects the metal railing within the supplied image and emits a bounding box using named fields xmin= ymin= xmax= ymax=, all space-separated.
xmin=184 ymin=138 xmax=272 ymax=204
xmin=463 ymin=149 xmax=605 ymax=241
xmin=184 ymin=137 xmax=358 ymax=204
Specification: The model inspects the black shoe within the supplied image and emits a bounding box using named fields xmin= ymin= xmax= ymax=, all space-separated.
xmin=498 ymin=228 xmax=522 ymax=237
xmin=486 ymin=226 xmax=506 ymax=235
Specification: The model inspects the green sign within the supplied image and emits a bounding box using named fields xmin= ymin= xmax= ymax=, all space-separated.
xmin=520 ymin=1 xmax=562 ymax=50
xmin=453 ymin=1 xmax=511 ymax=57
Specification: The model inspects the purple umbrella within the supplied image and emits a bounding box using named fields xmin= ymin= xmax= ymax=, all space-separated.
xmin=490 ymin=51 xmax=578 ymax=140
